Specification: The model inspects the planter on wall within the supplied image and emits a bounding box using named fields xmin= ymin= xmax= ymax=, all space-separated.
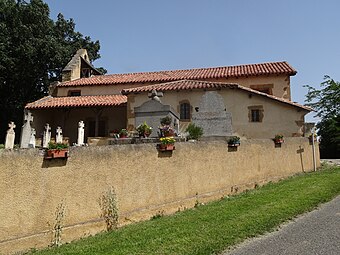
xmin=228 ymin=142 xmax=240 ymax=147
xmin=45 ymin=149 xmax=69 ymax=159
xmin=157 ymin=144 xmax=175 ymax=151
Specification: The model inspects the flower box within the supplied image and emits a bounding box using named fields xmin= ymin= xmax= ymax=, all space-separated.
xmin=228 ymin=142 xmax=240 ymax=147
xmin=274 ymin=139 xmax=284 ymax=144
xmin=158 ymin=144 xmax=175 ymax=151
xmin=45 ymin=149 xmax=68 ymax=159
xmin=227 ymin=136 xmax=241 ymax=147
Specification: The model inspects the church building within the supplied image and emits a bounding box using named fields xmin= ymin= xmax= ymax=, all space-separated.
xmin=24 ymin=49 xmax=311 ymax=144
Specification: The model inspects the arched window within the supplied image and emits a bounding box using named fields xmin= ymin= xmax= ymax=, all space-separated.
xmin=180 ymin=102 xmax=191 ymax=120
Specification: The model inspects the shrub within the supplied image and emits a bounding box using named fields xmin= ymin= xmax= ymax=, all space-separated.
xmin=48 ymin=142 xmax=68 ymax=150
xmin=160 ymin=116 xmax=172 ymax=126
xmin=185 ymin=123 xmax=203 ymax=140
xmin=228 ymin=136 xmax=240 ymax=145
xmin=136 ymin=121 xmax=152 ymax=136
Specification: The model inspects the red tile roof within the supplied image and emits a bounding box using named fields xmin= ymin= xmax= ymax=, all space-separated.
xmin=58 ymin=61 xmax=296 ymax=87
xmin=25 ymin=95 xmax=127 ymax=110
xmin=122 ymin=80 xmax=312 ymax=111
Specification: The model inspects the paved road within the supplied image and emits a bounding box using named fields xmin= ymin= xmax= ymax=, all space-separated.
xmin=222 ymin=196 xmax=340 ymax=255
xmin=321 ymin=159 xmax=340 ymax=166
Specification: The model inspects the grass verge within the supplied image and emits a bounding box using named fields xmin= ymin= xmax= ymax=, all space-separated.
xmin=31 ymin=164 xmax=340 ymax=255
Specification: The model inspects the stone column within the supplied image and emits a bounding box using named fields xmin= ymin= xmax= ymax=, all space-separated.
xmin=5 ymin=122 xmax=16 ymax=149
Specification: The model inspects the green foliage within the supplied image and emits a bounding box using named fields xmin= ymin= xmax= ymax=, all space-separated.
xmin=119 ymin=129 xmax=128 ymax=136
xmin=48 ymin=142 xmax=68 ymax=150
xmin=305 ymin=76 xmax=340 ymax=158
xmin=274 ymin=134 xmax=284 ymax=140
xmin=99 ymin=187 xmax=119 ymax=231
xmin=136 ymin=121 xmax=152 ymax=136
xmin=185 ymin=123 xmax=203 ymax=140
xmin=160 ymin=116 xmax=172 ymax=126
xmin=52 ymin=201 xmax=66 ymax=247
xmin=30 ymin=165 xmax=340 ymax=255
xmin=0 ymin=144 xmax=4 ymax=149
xmin=228 ymin=136 xmax=241 ymax=145
xmin=317 ymin=116 xmax=340 ymax=158
xmin=304 ymin=75 xmax=340 ymax=118
xmin=0 ymin=0 xmax=104 ymax=142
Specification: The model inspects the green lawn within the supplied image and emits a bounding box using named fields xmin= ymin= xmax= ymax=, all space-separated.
xmin=31 ymin=164 xmax=340 ymax=255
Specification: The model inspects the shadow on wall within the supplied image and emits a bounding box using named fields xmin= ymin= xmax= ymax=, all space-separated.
xmin=42 ymin=158 xmax=68 ymax=168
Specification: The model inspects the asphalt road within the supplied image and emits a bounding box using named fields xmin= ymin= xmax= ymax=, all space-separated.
xmin=321 ymin=159 xmax=340 ymax=166
xmin=222 ymin=195 xmax=340 ymax=255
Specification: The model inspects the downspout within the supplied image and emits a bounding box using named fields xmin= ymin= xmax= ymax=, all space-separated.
xmin=311 ymin=127 xmax=317 ymax=171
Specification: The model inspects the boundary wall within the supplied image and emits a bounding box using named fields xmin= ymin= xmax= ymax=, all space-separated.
xmin=0 ymin=138 xmax=319 ymax=254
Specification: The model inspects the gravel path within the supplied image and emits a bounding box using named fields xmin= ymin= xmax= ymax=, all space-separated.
xmin=222 ymin=196 xmax=340 ymax=255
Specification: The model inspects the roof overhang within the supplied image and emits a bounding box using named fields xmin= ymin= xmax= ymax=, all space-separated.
xmin=25 ymin=95 xmax=127 ymax=110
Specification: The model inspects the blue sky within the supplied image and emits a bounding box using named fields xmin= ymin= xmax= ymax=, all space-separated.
xmin=44 ymin=0 xmax=340 ymax=122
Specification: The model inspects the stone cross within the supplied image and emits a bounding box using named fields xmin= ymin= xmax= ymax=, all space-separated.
xmin=29 ymin=128 xmax=36 ymax=148
xmin=77 ymin=121 xmax=85 ymax=146
xmin=148 ymin=89 xmax=163 ymax=102
xmin=5 ymin=122 xmax=16 ymax=149
xmin=56 ymin=127 xmax=63 ymax=143
xmin=20 ymin=111 xmax=34 ymax=148
xmin=43 ymin=123 xmax=51 ymax=148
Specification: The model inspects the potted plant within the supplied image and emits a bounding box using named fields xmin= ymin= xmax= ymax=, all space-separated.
xmin=109 ymin=129 xmax=120 ymax=138
xmin=159 ymin=125 xmax=175 ymax=137
xmin=228 ymin=136 xmax=241 ymax=147
xmin=45 ymin=142 xmax=69 ymax=159
xmin=274 ymin=134 xmax=284 ymax=144
xmin=119 ymin=129 xmax=128 ymax=138
xmin=185 ymin=123 xmax=203 ymax=141
xmin=160 ymin=116 xmax=172 ymax=126
xmin=136 ymin=121 xmax=153 ymax=138
xmin=158 ymin=137 xmax=176 ymax=151
xmin=159 ymin=116 xmax=175 ymax=137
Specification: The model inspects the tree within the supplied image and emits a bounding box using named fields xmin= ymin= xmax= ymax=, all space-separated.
xmin=0 ymin=0 xmax=105 ymax=143
xmin=305 ymin=76 xmax=340 ymax=158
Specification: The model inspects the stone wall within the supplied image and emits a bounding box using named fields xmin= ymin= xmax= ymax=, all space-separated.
xmin=0 ymin=138 xmax=319 ymax=254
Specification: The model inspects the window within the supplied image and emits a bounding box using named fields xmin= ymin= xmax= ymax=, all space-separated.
xmin=248 ymin=106 xmax=264 ymax=122
xmin=180 ymin=102 xmax=191 ymax=120
xmin=251 ymin=109 xmax=260 ymax=122
xmin=68 ymin=90 xmax=81 ymax=96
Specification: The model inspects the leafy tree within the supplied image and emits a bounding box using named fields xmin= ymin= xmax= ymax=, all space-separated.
xmin=316 ymin=116 xmax=340 ymax=158
xmin=0 ymin=0 xmax=105 ymax=143
xmin=305 ymin=76 xmax=340 ymax=158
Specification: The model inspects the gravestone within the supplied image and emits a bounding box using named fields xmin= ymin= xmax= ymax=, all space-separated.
xmin=77 ymin=121 xmax=85 ymax=145
xmin=56 ymin=127 xmax=63 ymax=143
xmin=5 ymin=122 xmax=16 ymax=149
xmin=20 ymin=111 xmax=34 ymax=148
xmin=42 ymin=123 xmax=51 ymax=148
xmin=29 ymin=128 xmax=36 ymax=148
xmin=192 ymin=91 xmax=232 ymax=136
xmin=134 ymin=90 xmax=179 ymax=138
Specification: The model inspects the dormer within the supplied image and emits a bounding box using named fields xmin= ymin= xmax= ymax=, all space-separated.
xmin=61 ymin=49 xmax=101 ymax=82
